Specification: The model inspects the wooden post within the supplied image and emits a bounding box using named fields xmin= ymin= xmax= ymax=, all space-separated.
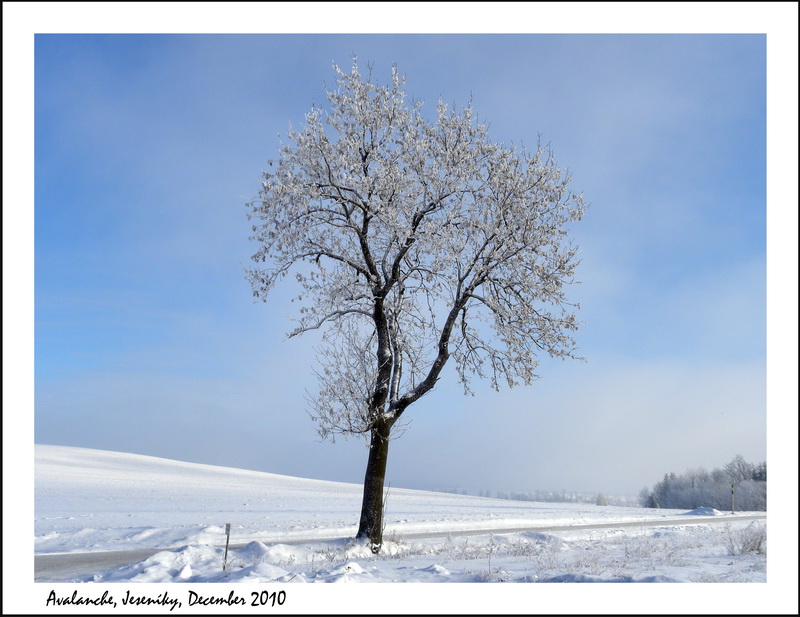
xmin=223 ymin=523 xmax=231 ymax=571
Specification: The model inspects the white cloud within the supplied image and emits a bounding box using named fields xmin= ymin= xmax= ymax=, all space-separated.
xmin=388 ymin=356 xmax=765 ymax=496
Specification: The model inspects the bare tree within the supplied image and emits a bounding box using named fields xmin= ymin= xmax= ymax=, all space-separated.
xmin=246 ymin=61 xmax=586 ymax=551
xmin=724 ymin=454 xmax=755 ymax=484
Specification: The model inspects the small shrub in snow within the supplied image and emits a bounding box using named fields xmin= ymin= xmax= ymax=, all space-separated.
xmin=473 ymin=567 xmax=510 ymax=582
xmin=724 ymin=522 xmax=766 ymax=556
xmin=573 ymin=546 xmax=603 ymax=572
xmin=380 ymin=530 xmax=413 ymax=559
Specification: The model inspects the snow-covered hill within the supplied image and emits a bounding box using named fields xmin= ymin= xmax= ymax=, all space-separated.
xmin=34 ymin=444 xmax=766 ymax=585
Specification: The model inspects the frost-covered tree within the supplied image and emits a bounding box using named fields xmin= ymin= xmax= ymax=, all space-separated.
xmin=639 ymin=456 xmax=766 ymax=511
xmin=246 ymin=61 xmax=586 ymax=551
xmin=724 ymin=454 xmax=756 ymax=484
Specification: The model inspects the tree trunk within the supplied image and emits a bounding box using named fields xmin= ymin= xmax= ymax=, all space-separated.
xmin=356 ymin=421 xmax=391 ymax=552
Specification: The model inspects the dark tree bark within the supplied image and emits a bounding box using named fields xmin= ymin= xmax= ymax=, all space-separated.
xmin=356 ymin=420 xmax=392 ymax=551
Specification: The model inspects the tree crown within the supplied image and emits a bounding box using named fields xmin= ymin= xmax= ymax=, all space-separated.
xmin=247 ymin=61 xmax=586 ymax=440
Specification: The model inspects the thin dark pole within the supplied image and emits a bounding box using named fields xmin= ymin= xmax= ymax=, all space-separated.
xmin=223 ymin=523 xmax=231 ymax=571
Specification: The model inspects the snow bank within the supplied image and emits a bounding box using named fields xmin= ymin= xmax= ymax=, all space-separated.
xmin=681 ymin=507 xmax=725 ymax=516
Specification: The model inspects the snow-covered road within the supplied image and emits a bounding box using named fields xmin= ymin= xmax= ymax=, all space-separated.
xmin=34 ymin=512 xmax=766 ymax=582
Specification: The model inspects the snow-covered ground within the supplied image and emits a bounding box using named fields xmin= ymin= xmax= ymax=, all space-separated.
xmin=36 ymin=444 xmax=764 ymax=560
xmin=33 ymin=445 xmax=768 ymax=581
xmin=20 ymin=444 xmax=790 ymax=613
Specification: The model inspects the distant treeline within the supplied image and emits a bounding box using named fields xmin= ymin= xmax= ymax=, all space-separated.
xmin=638 ymin=455 xmax=766 ymax=511
xmin=439 ymin=488 xmax=638 ymax=507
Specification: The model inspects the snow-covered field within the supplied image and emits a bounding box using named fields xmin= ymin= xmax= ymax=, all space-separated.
xmin=21 ymin=444 xmax=789 ymax=613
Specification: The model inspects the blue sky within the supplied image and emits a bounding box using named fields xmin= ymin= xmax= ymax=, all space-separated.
xmin=11 ymin=7 xmax=796 ymax=499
